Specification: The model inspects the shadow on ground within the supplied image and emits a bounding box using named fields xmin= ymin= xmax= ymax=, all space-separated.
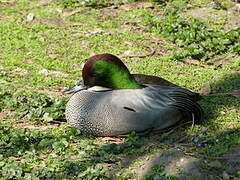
xmin=200 ymin=72 xmax=240 ymax=120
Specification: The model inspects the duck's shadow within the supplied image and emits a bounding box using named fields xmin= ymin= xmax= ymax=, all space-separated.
xmin=200 ymin=72 xmax=240 ymax=120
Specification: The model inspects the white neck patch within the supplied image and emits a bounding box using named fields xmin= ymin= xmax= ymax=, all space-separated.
xmin=87 ymin=86 xmax=112 ymax=92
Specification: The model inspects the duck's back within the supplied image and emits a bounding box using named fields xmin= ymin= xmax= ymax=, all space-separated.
xmin=66 ymin=85 xmax=203 ymax=136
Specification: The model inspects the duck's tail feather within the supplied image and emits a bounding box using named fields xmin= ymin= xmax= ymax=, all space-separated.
xmin=169 ymin=88 xmax=204 ymax=123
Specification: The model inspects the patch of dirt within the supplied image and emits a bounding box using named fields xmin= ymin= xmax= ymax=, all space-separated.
xmin=185 ymin=7 xmax=240 ymax=31
xmin=24 ymin=85 xmax=67 ymax=97
xmin=134 ymin=145 xmax=240 ymax=179
xmin=99 ymin=7 xmax=119 ymax=20
xmin=117 ymin=40 xmax=156 ymax=59
xmin=211 ymin=55 xmax=236 ymax=67
xmin=223 ymin=11 xmax=240 ymax=31
xmin=186 ymin=8 xmax=226 ymax=22
xmin=38 ymin=17 xmax=66 ymax=28
xmin=119 ymin=23 xmax=147 ymax=34
xmin=99 ymin=2 xmax=154 ymax=21
xmin=135 ymin=149 xmax=213 ymax=179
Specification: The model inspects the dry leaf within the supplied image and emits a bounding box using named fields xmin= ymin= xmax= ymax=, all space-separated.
xmin=136 ymin=2 xmax=154 ymax=9
xmin=39 ymin=153 xmax=47 ymax=159
xmin=124 ymin=41 xmax=133 ymax=46
xmin=99 ymin=137 xmax=123 ymax=143
xmin=24 ymin=58 xmax=35 ymax=64
xmin=119 ymin=4 xmax=133 ymax=11
xmin=182 ymin=59 xmax=200 ymax=66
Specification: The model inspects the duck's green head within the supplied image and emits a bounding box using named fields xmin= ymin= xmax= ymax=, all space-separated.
xmin=83 ymin=53 xmax=142 ymax=89
xmin=64 ymin=54 xmax=142 ymax=94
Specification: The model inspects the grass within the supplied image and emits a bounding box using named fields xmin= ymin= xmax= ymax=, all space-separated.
xmin=0 ymin=0 xmax=240 ymax=179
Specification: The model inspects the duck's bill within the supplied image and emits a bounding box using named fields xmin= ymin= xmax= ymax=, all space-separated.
xmin=63 ymin=80 xmax=87 ymax=94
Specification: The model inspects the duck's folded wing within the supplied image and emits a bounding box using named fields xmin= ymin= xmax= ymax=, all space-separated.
xmin=109 ymin=86 xmax=203 ymax=133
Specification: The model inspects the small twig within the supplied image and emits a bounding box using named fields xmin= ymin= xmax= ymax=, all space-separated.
xmin=63 ymin=9 xmax=83 ymax=17
xmin=181 ymin=59 xmax=215 ymax=69
xmin=182 ymin=151 xmax=240 ymax=160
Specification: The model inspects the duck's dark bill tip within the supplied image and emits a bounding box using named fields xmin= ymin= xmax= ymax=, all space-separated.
xmin=63 ymin=84 xmax=87 ymax=94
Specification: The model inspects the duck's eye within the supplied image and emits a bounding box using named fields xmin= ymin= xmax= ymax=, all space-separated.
xmin=92 ymin=72 xmax=99 ymax=77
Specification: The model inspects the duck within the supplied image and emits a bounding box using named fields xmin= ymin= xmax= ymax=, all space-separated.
xmin=64 ymin=53 xmax=203 ymax=136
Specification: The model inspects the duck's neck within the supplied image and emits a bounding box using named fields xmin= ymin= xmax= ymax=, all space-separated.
xmin=111 ymin=71 xmax=141 ymax=89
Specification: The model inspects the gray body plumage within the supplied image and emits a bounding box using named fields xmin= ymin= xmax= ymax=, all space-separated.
xmin=66 ymin=85 xmax=203 ymax=136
